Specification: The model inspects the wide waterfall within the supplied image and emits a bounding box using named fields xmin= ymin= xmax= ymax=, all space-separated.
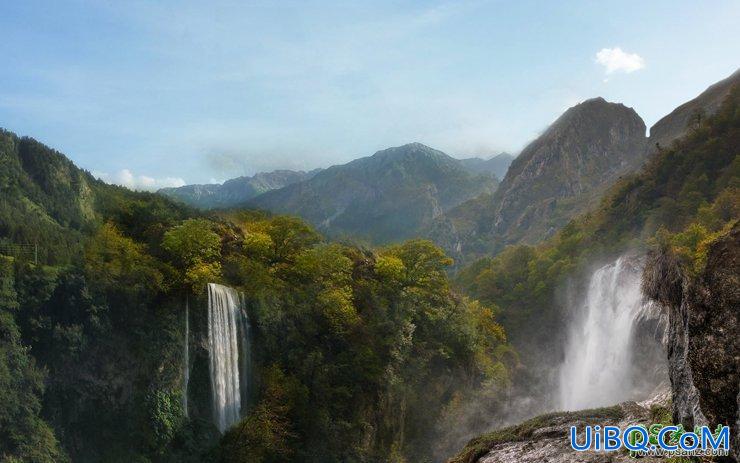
xmin=558 ymin=257 xmax=652 ymax=410
xmin=207 ymin=283 xmax=249 ymax=433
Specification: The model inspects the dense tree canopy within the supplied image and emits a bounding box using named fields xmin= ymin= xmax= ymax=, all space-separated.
xmin=0 ymin=133 xmax=514 ymax=463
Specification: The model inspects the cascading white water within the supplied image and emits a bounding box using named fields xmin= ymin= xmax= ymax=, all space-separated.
xmin=207 ymin=283 xmax=246 ymax=433
xmin=559 ymin=257 xmax=648 ymax=410
xmin=183 ymin=296 xmax=189 ymax=418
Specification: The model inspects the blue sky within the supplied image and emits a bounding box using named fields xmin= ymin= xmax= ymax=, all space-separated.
xmin=1 ymin=0 xmax=738 ymax=189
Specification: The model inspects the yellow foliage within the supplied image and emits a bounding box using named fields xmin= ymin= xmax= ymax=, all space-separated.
xmin=85 ymin=222 xmax=163 ymax=291
xmin=318 ymin=287 xmax=359 ymax=332
xmin=185 ymin=260 xmax=222 ymax=292
xmin=375 ymin=255 xmax=405 ymax=281
xmin=243 ymin=231 xmax=274 ymax=259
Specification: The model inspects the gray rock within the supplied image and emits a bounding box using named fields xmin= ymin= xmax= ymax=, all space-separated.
xmin=643 ymin=223 xmax=739 ymax=461
xmin=452 ymin=396 xmax=668 ymax=463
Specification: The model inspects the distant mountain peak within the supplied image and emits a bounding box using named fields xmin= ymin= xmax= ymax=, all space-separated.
xmin=247 ymin=144 xmax=498 ymax=243
xmin=369 ymin=142 xmax=450 ymax=160
xmin=458 ymin=152 xmax=515 ymax=179
xmin=158 ymin=169 xmax=317 ymax=209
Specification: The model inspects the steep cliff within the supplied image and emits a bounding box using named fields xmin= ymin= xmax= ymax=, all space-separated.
xmin=490 ymin=98 xmax=647 ymax=240
xmin=430 ymin=98 xmax=648 ymax=262
xmin=644 ymin=223 xmax=739 ymax=460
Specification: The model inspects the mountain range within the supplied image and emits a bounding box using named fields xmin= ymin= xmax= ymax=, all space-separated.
xmin=458 ymin=152 xmax=514 ymax=179
xmin=159 ymin=169 xmax=319 ymax=209
xmin=158 ymin=71 xmax=739 ymax=262
xmin=246 ymin=143 xmax=499 ymax=243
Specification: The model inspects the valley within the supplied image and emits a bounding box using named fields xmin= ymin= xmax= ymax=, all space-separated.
xmin=0 ymin=69 xmax=738 ymax=463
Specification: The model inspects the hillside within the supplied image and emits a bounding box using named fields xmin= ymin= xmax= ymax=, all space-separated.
xmin=0 ymin=130 xmax=511 ymax=463
xmin=649 ymin=68 xmax=740 ymax=148
xmin=0 ymin=130 xmax=192 ymax=264
xmin=247 ymin=142 xmax=498 ymax=243
xmin=159 ymin=169 xmax=318 ymax=209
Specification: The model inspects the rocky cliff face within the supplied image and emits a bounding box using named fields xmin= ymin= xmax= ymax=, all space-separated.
xmin=429 ymin=98 xmax=648 ymax=262
xmin=490 ymin=98 xmax=647 ymax=240
xmin=643 ymin=223 xmax=739 ymax=460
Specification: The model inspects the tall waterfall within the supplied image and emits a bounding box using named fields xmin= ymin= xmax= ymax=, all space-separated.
xmin=183 ymin=296 xmax=189 ymax=418
xmin=559 ymin=257 xmax=650 ymax=410
xmin=207 ymin=283 xmax=249 ymax=433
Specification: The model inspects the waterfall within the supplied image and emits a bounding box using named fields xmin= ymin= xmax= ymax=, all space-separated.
xmin=207 ymin=283 xmax=248 ymax=433
xmin=558 ymin=257 xmax=651 ymax=410
xmin=183 ymin=296 xmax=189 ymax=418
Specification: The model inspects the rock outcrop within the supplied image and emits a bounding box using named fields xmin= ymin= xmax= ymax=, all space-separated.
xmin=429 ymin=98 xmax=649 ymax=262
xmin=489 ymin=98 xmax=647 ymax=241
xmin=448 ymin=393 xmax=670 ymax=463
xmin=643 ymin=223 xmax=740 ymax=460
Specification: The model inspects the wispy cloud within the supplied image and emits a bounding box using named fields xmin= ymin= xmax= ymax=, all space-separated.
xmin=595 ymin=47 xmax=645 ymax=74
xmin=93 ymin=169 xmax=185 ymax=191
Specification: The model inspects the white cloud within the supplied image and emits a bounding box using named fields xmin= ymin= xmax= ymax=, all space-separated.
xmin=595 ymin=47 xmax=645 ymax=74
xmin=93 ymin=169 xmax=186 ymax=191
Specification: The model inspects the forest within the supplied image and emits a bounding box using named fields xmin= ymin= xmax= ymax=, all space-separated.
xmin=1 ymin=65 xmax=738 ymax=463
xmin=0 ymin=129 xmax=515 ymax=462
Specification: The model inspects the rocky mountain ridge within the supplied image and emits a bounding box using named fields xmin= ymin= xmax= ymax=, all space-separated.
xmin=430 ymin=70 xmax=740 ymax=264
xmin=650 ymin=69 xmax=740 ymax=149
xmin=427 ymin=97 xmax=649 ymax=261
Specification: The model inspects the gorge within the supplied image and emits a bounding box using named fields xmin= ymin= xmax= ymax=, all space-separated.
xmin=0 ymin=70 xmax=736 ymax=463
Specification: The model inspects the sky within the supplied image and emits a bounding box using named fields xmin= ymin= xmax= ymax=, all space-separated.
xmin=1 ymin=0 xmax=739 ymax=189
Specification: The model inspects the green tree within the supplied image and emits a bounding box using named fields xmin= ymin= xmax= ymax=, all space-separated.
xmin=162 ymin=218 xmax=222 ymax=290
